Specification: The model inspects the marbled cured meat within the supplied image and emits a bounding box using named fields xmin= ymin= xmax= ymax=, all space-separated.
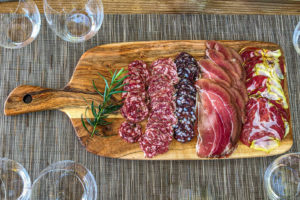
xmin=239 ymin=48 xmax=289 ymax=152
xmin=241 ymin=98 xmax=285 ymax=151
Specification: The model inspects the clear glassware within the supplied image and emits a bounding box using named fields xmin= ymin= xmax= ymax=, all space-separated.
xmin=31 ymin=160 xmax=97 ymax=200
xmin=0 ymin=158 xmax=31 ymax=200
xmin=293 ymin=21 xmax=300 ymax=55
xmin=43 ymin=0 xmax=104 ymax=43
xmin=0 ymin=0 xmax=41 ymax=49
xmin=264 ymin=153 xmax=300 ymax=200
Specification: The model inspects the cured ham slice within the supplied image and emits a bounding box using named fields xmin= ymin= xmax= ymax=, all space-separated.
xmin=195 ymin=79 xmax=241 ymax=157
xmin=198 ymin=59 xmax=232 ymax=87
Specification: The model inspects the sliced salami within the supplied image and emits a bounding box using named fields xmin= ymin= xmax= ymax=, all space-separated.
xmin=119 ymin=121 xmax=142 ymax=143
xmin=148 ymin=112 xmax=177 ymax=126
xmin=152 ymin=64 xmax=179 ymax=84
xmin=146 ymin=122 xmax=173 ymax=136
xmin=121 ymin=94 xmax=149 ymax=123
xmin=173 ymin=122 xmax=195 ymax=142
xmin=128 ymin=60 xmax=150 ymax=83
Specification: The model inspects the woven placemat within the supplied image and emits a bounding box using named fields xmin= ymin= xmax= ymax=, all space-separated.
xmin=0 ymin=14 xmax=299 ymax=200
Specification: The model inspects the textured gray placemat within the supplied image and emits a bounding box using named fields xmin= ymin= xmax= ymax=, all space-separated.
xmin=0 ymin=14 xmax=300 ymax=200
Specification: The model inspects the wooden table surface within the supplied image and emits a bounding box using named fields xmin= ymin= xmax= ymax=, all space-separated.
xmin=1 ymin=0 xmax=300 ymax=15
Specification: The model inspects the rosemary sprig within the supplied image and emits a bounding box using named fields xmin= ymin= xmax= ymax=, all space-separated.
xmin=81 ymin=68 xmax=128 ymax=137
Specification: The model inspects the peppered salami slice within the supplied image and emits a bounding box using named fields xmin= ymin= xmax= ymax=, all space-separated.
xmin=119 ymin=121 xmax=142 ymax=143
xmin=176 ymin=95 xmax=196 ymax=107
xmin=175 ymin=79 xmax=197 ymax=94
xmin=152 ymin=64 xmax=179 ymax=84
xmin=175 ymin=52 xmax=200 ymax=81
xmin=173 ymin=122 xmax=195 ymax=142
xmin=175 ymin=106 xmax=196 ymax=123
xmin=121 ymin=94 xmax=149 ymax=123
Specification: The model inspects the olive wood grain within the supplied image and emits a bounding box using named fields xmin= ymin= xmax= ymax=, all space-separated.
xmin=4 ymin=40 xmax=293 ymax=160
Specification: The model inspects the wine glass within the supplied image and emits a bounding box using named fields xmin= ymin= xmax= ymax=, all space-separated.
xmin=264 ymin=153 xmax=300 ymax=200
xmin=0 ymin=158 xmax=31 ymax=200
xmin=0 ymin=0 xmax=41 ymax=49
xmin=31 ymin=160 xmax=97 ymax=200
xmin=43 ymin=0 xmax=104 ymax=43
xmin=293 ymin=21 xmax=300 ymax=55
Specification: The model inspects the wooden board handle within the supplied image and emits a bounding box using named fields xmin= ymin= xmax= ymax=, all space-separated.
xmin=4 ymin=85 xmax=101 ymax=116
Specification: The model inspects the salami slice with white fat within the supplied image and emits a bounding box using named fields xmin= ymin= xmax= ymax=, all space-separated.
xmin=119 ymin=121 xmax=142 ymax=143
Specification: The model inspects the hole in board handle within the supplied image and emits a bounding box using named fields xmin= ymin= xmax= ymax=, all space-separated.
xmin=23 ymin=94 xmax=32 ymax=104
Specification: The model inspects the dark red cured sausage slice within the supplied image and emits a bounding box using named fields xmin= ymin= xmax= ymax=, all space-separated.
xmin=175 ymin=79 xmax=197 ymax=94
xmin=175 ymin=52 xmax=200 ymax=81
xmin=173 ymin=122 xmax=195 ymax=142
xmin=198 ymin=59 xmax=232 ymax=87
xmin=121 ymin=94 xmax=149 ymax=123
xmin=119 ymin=121 xmax=142 ymax=143
xmin=175 ymin=95 xmax=196 ymax=107
xmin=175 ymin=106 xmax=196 ymax=123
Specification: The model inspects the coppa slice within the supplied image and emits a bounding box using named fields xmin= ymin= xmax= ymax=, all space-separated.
xmin=241 ymin=98 xmax=285 ymax=152
xmin=195 ymin=79 xmax=241 ymax=157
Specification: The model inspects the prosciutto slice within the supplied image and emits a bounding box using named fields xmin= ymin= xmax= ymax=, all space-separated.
xmin=195 ymin=79 xmax=241 ymax=157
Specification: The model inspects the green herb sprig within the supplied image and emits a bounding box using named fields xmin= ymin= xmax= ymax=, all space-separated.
xmin=81 ymin=68 xmax=128 ymax=137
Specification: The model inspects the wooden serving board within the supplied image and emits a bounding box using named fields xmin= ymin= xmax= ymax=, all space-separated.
xmin=4 ymin=40 xmax=293 ymax=160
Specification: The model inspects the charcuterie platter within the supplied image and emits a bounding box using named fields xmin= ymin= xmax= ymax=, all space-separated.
xmin=4 ymin=40 xmax=293 ymax=160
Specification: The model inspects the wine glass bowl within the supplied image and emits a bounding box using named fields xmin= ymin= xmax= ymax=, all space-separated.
xmin=31 ymin=160 xmax=97 ymax=200
xmin=264 ymin=153 xmax=300 ymax=200
xmin=293 ymin=21 xmax=300 ymax=55
xmin=0 ymin=0 xmax=41 ymax=49
xmin=0 ymin=158 xmax=31 ymax=200
xmin=43 ymin=0 xmax=104 ymax=43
